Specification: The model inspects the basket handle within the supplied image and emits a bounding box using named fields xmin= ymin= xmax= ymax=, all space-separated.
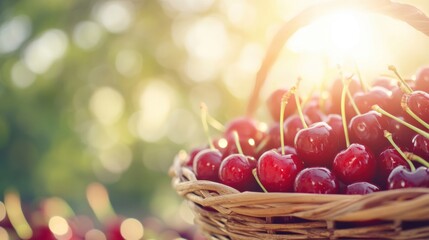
xmin=246 ymin=0 xmax=429 ymax=117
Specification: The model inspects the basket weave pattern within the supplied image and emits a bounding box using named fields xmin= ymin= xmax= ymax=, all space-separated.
xmin=171 ymin=0 xmax=429 ymax=239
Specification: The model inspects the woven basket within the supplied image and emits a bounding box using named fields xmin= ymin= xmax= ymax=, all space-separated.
xmin=170 ymin=0 xmax=429 ymax=239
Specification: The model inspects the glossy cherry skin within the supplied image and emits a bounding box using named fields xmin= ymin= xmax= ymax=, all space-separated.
xmin=295 ymin=122 xmax=339 ymax=167
xmin=263 ymin=123 xmax=285 ymax=150
xmin=388 ymin=166 xmax=429 ymax=189
xmin=412 ymin=134 xmax=429 ymax=160
xmin=352 ymin=86 xmax=391 ymax=115
xmin=224 ymin=117 xmax=261 ymax=141
xmin=219 ymin=154 xmax=259 ymax=192
xmin=345 ymin=182 xmax=380 ymax=195
xmin=404 ymin=91 xmax=429 ymax=123
xmin=415 ymin=66 xmax=429 ymax=92
xmin=377 ymin=148 xmax=410 ymax=185
xmin=257 ymin=151 xmax=304 ymax=192
xmin=186 ymin=147 xmax=206 ymax=167
xmin=266 ymin=88 xmax=300 ymax=122
xmin=386 ymin=115 xmax=415 ymax=150
xmin=303 ymin=100 xmax=325 ymax=124
xmin=283 ymin=115 xmax=308 ymax=146
xmin=294 ymin=167 xmax=339 ymax=194
xmin=349 ymin=110 xmax=388 ymax=154
xmin=325 ymin=114 xmax=346 ymax=150
xmin=332 ymin=143 xmax=376 ymax=185
xmin=193 ymin=149 xmax=222 ymax=182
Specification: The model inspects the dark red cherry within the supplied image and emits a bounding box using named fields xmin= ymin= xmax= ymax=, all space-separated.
xmin=303 ymin=100 xmax=325 ymax=124
xmin=219 ymin=154 xmax=259 ymax=192
xmin=352 ymin=86 xmax=391 ymax=115
xmin=325 ymin=114 xmax=346 ymax=149
xmin=377 ymin=148 xmax=410 ymax=184
xmin=415 ymin=66 xmax=429 ymax=92
xmin=283 ymin=115 xmax=309 ymax=146
xmin=193 ymin=149 xmax=222 ymax=182
xmin=257 ymin=151 xmax=303 ymax=192
xmin=388 ymin=86 xmax=405 ymax=115
xmin=349 ymin=110 xmax=388 ymax=154
xmin=224 ymin=117 xmax=261 ymax=141
xmin=386 ymin=115 xmax=415 ymax=150
xmin=412 ymin=134 xmax=429 ymax=160
xmin=266 ymin=88 xmax=300 ymax=122
xmin=186 ymin=147 xmax=206 ymax=167
xmin=371 ymin=76 xmax=396 ymax=90
xmin=295 ymin=122 xmax=339 ymax=167
xmin=345 ymin=182 xmax=380 ymax=194
xmin=332 ymin=143 xmax=376 ymax=185
xmin=294 ymin=167 xmax=339 ymax=194
xmin=275 ymin=145 xmax=297 ymax=155
xmin=404 ymin=91 xmax=429 ymax=123
xmin=388 ymin=166 xmax=429 ymax=189
xmin=221 ymin=135 xmax=257 ymax=159
xmin=328 ymin=77 xmax=361 ymax=114
xmin=264 ymin=123 xmax=285 ymax=150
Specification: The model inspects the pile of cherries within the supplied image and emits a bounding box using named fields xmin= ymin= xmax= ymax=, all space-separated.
xmin=185 ymin=65 xmax=429 ymax=195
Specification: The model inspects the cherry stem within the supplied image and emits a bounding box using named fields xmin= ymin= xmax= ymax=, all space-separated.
xmin=384 ymin=130 xmax=416 ymax=171
xmin=206 ymin=114 xmax=226 ymax=132
xmin=372 ymin=105 xmax=429 ymax=139
xmin=294 ymin=78 xmax=308 ymax=129
xmin=280 ymin=87 xmax=295 ymax=155
xmin=388 ymin=65 xmax=413 ymax=94
xmin=353 ymin=59 xmax=368 ymax=93
xmin=338 ymin=66 xmax=361 ymax=115
xmin=255 ymin=136 xmax=270 ymax=154
xmin=401 ymin=94 xmax=429 ymax=130
xmin=405 ymin=152 xmax=429 ymax=168
xmin=252 ymin=168 xmax=268 ymax=193
xmin=232 ymin=131 xmax=244 ymax=155
xmin=200 ymin=103 xmax=215 ymax=150
xmin=341 ymin=77 xmax=352 ymax=148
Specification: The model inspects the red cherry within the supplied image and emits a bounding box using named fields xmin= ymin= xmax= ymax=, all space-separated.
xmin=274 ymin=145 xmax=297 ymax=155
xmin=377 ymin=148 xmax=410 ymax=184
xmin=388 ymin=86 xmax=406 ymax=115
xmin=257 ymin=151 xmax=303 ymax=192
xmin=219 ymin=154 xmax=259 ymax=192
xmin=388 ymin=166 xmax=429 ymax=189
xmin=220 ymin=136 xmax=257 ymax=159
xmin=294 ymin=167 xmax=339 ymax=194
xmin=303 ymin=101 xmax=325 ymax=124
xmin=345 ymin=182 xmax=380 ymax=195
xmin=263 ymin=123 xmax=284 ymax=150
xmin=266 ymin=89 xmax=299 ymax=122
xmin=328 ymin=77 xmax=361 ymax=114
xmin=332 ymin=143 xmax=376 ymax=185
xmin=325 ymin=114 xmax=346 ymax=149
xmin=185 ymin=147 xmax=206 ymax=167
xmin=224 ymin=117 xmax=261 ymax=141
xmin=371 ymin=76 xmax=396 ymax=90
xmin=412 ymin=134 xmax=429 ymax=160
xmin=283 ymin=115 xmax=308 ymax=146
xmin=386 ymin=115 xmax=415 ymax=150
xmin=415 ymin=66 xmax=429 ymax=92
xmin=295 ymin=122 xmax=339 ymax=167
xmin=193 ymin=149 xmax=222 ymax=182
xmin=352 ymin=87 xmax=391 ymax=115
xmin=404 ymin=91 xmax=429 ymax=123
xmin=349 ymin=110 xmax=388 ymax=154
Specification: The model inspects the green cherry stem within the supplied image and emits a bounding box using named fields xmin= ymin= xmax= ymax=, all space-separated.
xmin=384 ymin=130 xmax=415 ymax=171
xmin=206 ymin=114 xmax=226 ymax=132
xmin=338 ymin=65 xmax=361 ymax=115
xmin=294 ymin=80 xmax=308 ymax=129
xmin=401 ymin=94 xmax=429 ymax=130
xmin=388 ymin=65 xmax=413 ymax=94
xmin=353 ymin=59 xmax=369 ymax=93
xmin=232 ymin=131 xmax=244 ymax=155
xmin=341 ymin=77 xmax=352 ymax=148
xmin=280 ymin=87 xmax=296 ymax=155
xmin=200 ymin=103 xmax=216 ymax=150
xmin=252 ymin=168 xmax=268 ymax=193
xmin=405 ymin=152 xmax=429 ymax=168
xmin=372 ymin=105 xmax=429 ymax=139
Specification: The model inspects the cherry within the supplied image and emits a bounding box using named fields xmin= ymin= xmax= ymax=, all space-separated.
xmin=295 ymin=122 xmax=339 ymax=167
xmin=386 ymin=115 xmax=416 ymax=150
xmin=325 ymin=114 xmax=346 ymax=149
xmin=303 ymin=100 xmax=325 ymax=124
xmin=185 ymin=147 xmax=206 ymax=167
xmin=266 ymin=88 xmax=299 ymax=122
xmin=371 ymin=76 xmax=396 ymax=90
xmin=283 ymin=115 xmax=308 ymax=146
xmin=294 ymin=167 xmax=339 ymax=194
xmin=388 ymin=166 xmax=429 ymax=189
xmin=415 ymin=66 xmax=429 ymax=92
xmin=403 ymin=91 xmax=429 ymax=124
xmin=352 ymin=86 xmax=391 ymax=115
xmin=219 ymin=154 xmax=259 ymax=192
xmin=349 ymin=110 xmax=388 ymax=154
xmin=220 ymin=135 xmax=257 ymax=159
xmin=412 ymin=134 xmax=429 ymax=161
xmin=261 ymin=123 xmax=284 ymax=151
xmin=193 ymin=149 xmax=222 ymax=182
xmin=377 ymin=148 xmax=410 ymax=184
xmin=275 ymin=145 xmax=297 ymax=155
xmin=332 ymin=143 xmax=376 ymax=185
xmin=224 ymin=117 xmax=261 ymax=141
xmin=257 ymin=151 xmax=303 ymax=192
xmin=328 ymin=77 xmax=361 ymax=114
xmin=345 ymin=182 xmax=380 ymax=195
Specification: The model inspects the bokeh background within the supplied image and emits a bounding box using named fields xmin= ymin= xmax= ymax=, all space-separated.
xmin=0 ymin=0 xmax=428 ymax=239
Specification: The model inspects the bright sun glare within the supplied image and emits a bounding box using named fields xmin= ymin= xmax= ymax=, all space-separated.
xmin=288 ymin=11 xmax=373 ymax=62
